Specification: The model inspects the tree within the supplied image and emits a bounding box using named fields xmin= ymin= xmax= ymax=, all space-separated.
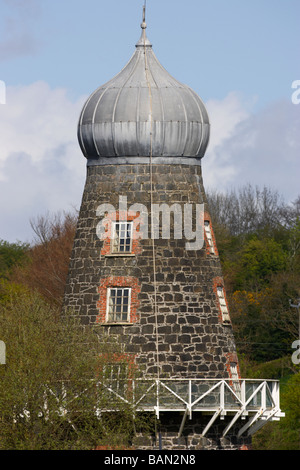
xmin=206 ymin=185 xmax=300 ymax=365
xmin=0 ymin=282 xmax=150 ymax=449
xmin=0 ymin=240 xmax=29 ymax=279
xmin=206 ymin=184 xmax=288 ymax=237
xmin=230 ymin=287 xmax=293 ymax=362
xmin=235 ymin=237 xmax=287 ymax=290
xmin=286 ymin=218 xmax=300 ymax=273
xmin=12 ymin=211 xmax=77 ymax=306
xmin=252 ymin=373 xmax=300 ymax=450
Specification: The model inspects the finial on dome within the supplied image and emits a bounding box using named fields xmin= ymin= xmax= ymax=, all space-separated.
xmin=141 ymin=2 xmax=147 ymax=29
xmin=136 ymin=1 xmax=152 ymax=47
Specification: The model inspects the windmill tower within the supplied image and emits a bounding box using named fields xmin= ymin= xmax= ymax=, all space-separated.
xmin=64 ymin=9 xmax=284 ymax=450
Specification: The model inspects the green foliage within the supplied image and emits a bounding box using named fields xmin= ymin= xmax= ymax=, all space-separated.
xmin=206 ymin=187 xmax=300 ymax=450
xmin=0 ymin=240 xmax=29 ymax=279
xmin=252 ymin=373 xmax=300 ymax=450
xmin=238 ymin=355 xmax=296 ymax=380
xmin=287 ymin=218 xmax=300 ymax=273
xmin=0 ymin=188 xmax=299 ymax=449
xmin=208 ymin=186 xmax=300 ymax=364
xmin=235 ymin=237 xmax=287 ymax=289
xmin=0 ymin=283 xmax=152 ymax=449
xmin=230 ymin=286 xmax=294 ymax=362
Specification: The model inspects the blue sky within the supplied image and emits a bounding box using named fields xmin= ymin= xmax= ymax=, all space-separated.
xmin=0 ymin=0 xmax=299 ymax=242
xmin=1 ymin=0 xmax=299 ymax=105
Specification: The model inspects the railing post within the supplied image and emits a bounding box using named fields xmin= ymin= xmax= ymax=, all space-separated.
xmin=270 ymin=381 xmax=279 ymax=409
xmin=262 ymin=381 xmax=267 ymax=410
xmin=155 ymin=379 xmax=160 ymax=419
xmin=241 ymin=380 xmax=246 ymax=406
xmin=220 ymin=380 xmax=225 ymax=410
xmin=188 ymin=380 xmax=192 ymax=419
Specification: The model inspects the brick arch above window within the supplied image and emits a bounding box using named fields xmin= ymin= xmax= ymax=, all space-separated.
xmin=97 ymin=276 xmax=141 ymax=324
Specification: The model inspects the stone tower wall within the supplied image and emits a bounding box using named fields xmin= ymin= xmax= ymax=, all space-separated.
xmin=64 ymin=163 xmax=238 ymax=380
xmin=134 ymin=413 xmax=252 ymax=450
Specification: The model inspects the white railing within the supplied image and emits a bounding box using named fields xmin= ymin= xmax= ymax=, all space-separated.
xmin=39 ymin=378 xmax=284 ymax=439
xmin=101 ymin=378 xmax=285 ymax=438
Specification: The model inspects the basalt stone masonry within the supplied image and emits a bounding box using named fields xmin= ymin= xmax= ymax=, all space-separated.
xmin=64 ymin=163 xmax=238 ymax=380
xmin=134 ymin=413 xmax=252 ymax=450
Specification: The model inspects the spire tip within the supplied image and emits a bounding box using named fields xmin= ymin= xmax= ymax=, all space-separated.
xmin=141 ymin=2 xmax=147 ymax=29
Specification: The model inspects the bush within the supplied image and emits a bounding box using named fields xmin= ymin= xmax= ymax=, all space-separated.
xmin=0 ymin=283 xmax=150 ymax=449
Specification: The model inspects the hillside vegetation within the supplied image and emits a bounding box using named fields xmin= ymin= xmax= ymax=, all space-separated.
xmin=0 ymin=184 xmax=299 ymax=449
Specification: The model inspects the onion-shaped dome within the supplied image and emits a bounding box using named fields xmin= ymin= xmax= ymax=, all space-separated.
xmin=78 ymin=21 xmax=210 ymax=163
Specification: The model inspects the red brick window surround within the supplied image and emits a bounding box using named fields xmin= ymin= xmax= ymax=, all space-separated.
xmin=97 ymin=352 xmax=136 ymax=402
xmin=204 ymin=212 xmax=218 ymax=256
xmin=107 ymin=287 xmax=131 ymax=323
xmin=213 ymin=276 xmax=231 ymax=324
xmin=100 ymin=210 xmax=142 ymax=256
xmin=97 ymin=276 xmax=140 ymax=324
xmin=99 ymin=352 xmax=136 ymax=379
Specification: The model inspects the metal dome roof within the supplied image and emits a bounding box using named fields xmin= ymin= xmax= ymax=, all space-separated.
xmin=78 ymin=20 xmax=210 ymax=165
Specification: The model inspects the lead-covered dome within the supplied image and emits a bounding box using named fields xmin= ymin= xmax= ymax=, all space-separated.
xmin=78 ymin=22 xmax=210 ymax=163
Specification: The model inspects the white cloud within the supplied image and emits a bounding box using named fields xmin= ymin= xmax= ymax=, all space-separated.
xmin=0 ymin=81 xmax=87 ymax=242
xmin=206 ymin=92 xmax=253 ymax=149
xmin=202 ymin=92 xmax=254 ymax=189
xmin=0 ymin=82 xmax=299 ymax=243
xmin=0 ymin=82 xmax=84 ymax=169
xmin=203 ymin=94 xmax=300 ymax=204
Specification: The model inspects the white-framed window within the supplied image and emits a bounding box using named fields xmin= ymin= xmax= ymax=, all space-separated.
xmin=230 ymin=362 xmax=242 ymax=398
xmin=217 ymin=286 xmax=231 ymax=323
xmin=204 ymin=220 xmax=215 ymax=254
xmin=230 ymin=362 xmax=241 ymax=398
xmin=106 ymin=287 xmax=131 ymax=323
xmin=102 ymin=363 xmax=129 ymax=394
xmin=230 ymin=363 xmax=239 ymax=382
xmin=111 ymin=221 xmax=133 ymax=254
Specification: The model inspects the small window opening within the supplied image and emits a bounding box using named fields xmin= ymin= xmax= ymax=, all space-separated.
xmin=204 ymin=220 xmax=215 ymax=254
xmin=111 ymin=221 xmax=133 ymax=254
xmin=217 ymin=286 xmax=231 ymax=323
xmin=107 ymin=287 xmax=131 ymax=323
xmin=230 ymin=362 xmax=241 ymax=398
xmin=102 ymin=363 xmax=129 ymax=394
xmin=230 ymin=363 xmax=239 ymax=382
